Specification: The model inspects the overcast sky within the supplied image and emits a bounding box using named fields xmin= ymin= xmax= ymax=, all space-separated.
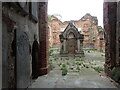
xmin=48 ymin=0 xmax=104 ymax=27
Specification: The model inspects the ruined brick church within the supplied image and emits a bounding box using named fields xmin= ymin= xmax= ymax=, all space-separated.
xmin=48 ymin=14 xmax=105 ymax=51
xmin=1 ymin=1 xmax=120 ymax=89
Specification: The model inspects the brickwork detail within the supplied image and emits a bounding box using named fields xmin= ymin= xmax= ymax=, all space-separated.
xmin=38 ymin=2 xmax=50 ymax=76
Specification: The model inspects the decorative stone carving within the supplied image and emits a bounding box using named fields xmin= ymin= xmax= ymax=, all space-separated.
xmin=59 ymin=23 xmax=84 ymax=56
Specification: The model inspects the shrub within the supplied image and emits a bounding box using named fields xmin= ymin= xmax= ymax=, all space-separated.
xmin=62 ymin=64 xmax=66 ymax=68
xmin=62 ymin=68 xmax=68 ymax=76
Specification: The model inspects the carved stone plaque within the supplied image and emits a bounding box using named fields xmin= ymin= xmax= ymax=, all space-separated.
xmin=16 ymin=30 xmax=30 ymax=88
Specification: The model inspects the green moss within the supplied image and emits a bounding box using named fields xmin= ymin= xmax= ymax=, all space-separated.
xmin=111 ymin=67 xmax=120 ymax=82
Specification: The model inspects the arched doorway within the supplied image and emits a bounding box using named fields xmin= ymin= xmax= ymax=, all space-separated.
xmin=32 ymin=40 xmax=39 ymax=79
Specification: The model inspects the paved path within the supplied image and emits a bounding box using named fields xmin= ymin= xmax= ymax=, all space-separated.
xmin=28 ymin=50 xmax=119 ymax=88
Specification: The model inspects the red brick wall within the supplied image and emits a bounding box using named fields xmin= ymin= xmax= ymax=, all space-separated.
xmin=38 ymin=2 xmax=49 ymax=76
xmin=48 ymin=14 xmax=105 ymax=50
xmin=104 ymin=2 xmax=117 ymax=74
xmin=48 ymin=17 xmax=62 ymax=47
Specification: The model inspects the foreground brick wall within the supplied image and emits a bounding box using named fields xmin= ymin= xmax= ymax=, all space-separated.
xmin=103 ymin=2 xmax=120 ymax=83
xmin=104 ymin=2 xmax=117 ymax=72
xmin=2 ymin=2 xmax=40 ymax=88
xmin=38 ymin=2 xmax=49 ymax=76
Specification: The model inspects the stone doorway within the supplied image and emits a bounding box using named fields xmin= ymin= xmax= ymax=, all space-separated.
xmin=66 ymin=32 xmax=77 ymax=54
xmin=66 ymin=39 xmax=76 ymax=54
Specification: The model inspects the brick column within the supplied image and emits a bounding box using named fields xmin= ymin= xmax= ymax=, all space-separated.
xmin=116 ymin=2 xmax=120 ymax=66
xmin=104 ymin=1 xmax=117 ymax=74
xmin=38 ymin=2 xmax=49 ymax=76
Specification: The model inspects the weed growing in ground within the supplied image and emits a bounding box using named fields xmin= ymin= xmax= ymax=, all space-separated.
xmin=62 ymin=64 xmax=66 ymax=68
xmin=92 ymin=66 xmax=103 ymax=72
xmin=75 ymin=62 xmax=82 ymax=65
xmin=49 ymin=62 xmax=55 ymax=70
xmin=62 ymin=68 xmax=68 ymax=76
xmin=58 ymin=62 xmax=62 ymax=66
xmin=69 ymin=67 xmax=74 ymax=70
xmin=61 ymin=63 xmax=68 ymax=76
xmin=83 ymin=64 xmax=89 ymax=68
xmin=54 ymin=57 xmax=58 ymax=61
xmin=66 ymin=58 xmax=69 ymax=60
xmin=67 ymin=61 xmax=70 ymax=65
xmin=49 ymin=49 xmax=54 ymax=56
xmin=101 ymin=53 xmax=105 ymax=56
xmin=76 ymin=66 xmax=80 ymax=72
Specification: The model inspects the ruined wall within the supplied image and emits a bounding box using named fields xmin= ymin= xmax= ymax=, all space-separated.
xmin=38 ymin=2 xmax=49 ymax=76
xmin=48 ymin=14 xmax=105 ymax=50
xmin=95 ymin=31 xmax=105 ymax=52
xmin=103 ymin=1 xmax=120 ymax=83
xmin=74 ymin=14 xmax=101 ymax=49
xmin=48 ymin=23 xmax=53 ymax=47
xmin=2 ymin=2 xmax=39 ymax=88
xmin=48 ymin=16 xmax=62 ymax=47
